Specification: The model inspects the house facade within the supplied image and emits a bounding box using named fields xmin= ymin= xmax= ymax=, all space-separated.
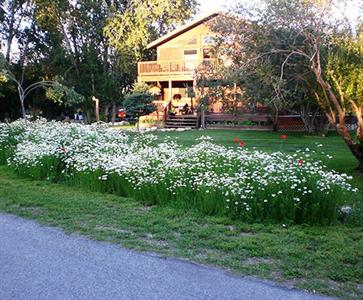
xmin=137 ymin=12 xmax=298 ymax=130
xmin=138 ymin=12 xmax=221 ymax=118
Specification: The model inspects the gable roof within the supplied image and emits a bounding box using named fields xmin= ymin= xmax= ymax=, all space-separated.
xmin=147 ymin=11 xmax=220 ymax=49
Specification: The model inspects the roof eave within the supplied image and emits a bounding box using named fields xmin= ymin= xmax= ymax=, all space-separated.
xmin=146 ymin=11 xmax=220 ymax=50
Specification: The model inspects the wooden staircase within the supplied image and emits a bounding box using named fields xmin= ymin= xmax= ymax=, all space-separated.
xmin=165 ymin=115 xmax=198 ymax=129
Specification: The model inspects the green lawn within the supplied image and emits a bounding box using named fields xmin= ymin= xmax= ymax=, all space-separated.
xmin=153 ymin=129 xmax=363 ymax=188
xmin=0 ymin=130 xmax=362 ymax=299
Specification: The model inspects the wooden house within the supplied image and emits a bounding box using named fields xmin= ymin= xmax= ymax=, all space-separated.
xmin=137 ymin=12 xmax=287 ymax=130
xmin=138 ymin=12 xmax=221 ymax=125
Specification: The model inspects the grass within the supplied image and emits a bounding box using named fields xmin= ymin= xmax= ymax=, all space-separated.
xmin=153 ymin=129 xmax=363 ymax=189
xmin=0 ymin=129 xmax=362 ymax=299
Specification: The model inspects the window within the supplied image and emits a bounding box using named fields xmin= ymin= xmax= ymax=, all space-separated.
xmin=203 ymin=48 xmax=212 ymax=59
xmin=184 ymin=50 xmax=197 ymax=56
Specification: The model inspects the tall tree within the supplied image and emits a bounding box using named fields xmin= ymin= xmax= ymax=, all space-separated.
xmin=103 ymin=0 xmax=198 ymax=59
xmin=1 ymin=0 xmax=199 ymax=121
xmin=0 ymin=0 xmax=33 ymax=62
xmin=212 ymin=0 xmax=363 ymax=170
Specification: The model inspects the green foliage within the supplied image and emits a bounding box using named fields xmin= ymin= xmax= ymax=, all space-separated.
xmin=210 ymin=10 xmax=320 ymax=117
xmin=45 ymin=82 xmax=85 ymax=107
xmin=326 ymin=34 xmax=363 ymax=110
xmin=103 ymin=0 xmax=199 ymax=58
xmin=1 ymin=0 xmax=199 ymax=121
xmin=123 ymin=91 xmax=156 ymax=118
xmin=195 ymin=62 xmax=245 ymax=112
xmin=131 ymin=81 xmax=150 ymax=93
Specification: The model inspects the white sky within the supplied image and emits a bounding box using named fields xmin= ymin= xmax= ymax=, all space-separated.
xmin=198 ymin=0 xmax=229 ymax=14
xmin=198 ymin=0 xmax=362 ymax=23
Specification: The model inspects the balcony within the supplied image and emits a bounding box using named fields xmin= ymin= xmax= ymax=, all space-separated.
xmin=138 ymin=59 xmax=215 ymax=77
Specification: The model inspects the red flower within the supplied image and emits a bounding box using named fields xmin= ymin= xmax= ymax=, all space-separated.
xmin=239 ymin=141 xmax=246 ymax=147
xmin=281 ymin=134 xmax=287 ymax=140
xmin=234 ymin=137 xmax=239 ymax=143
xmin=298 ymin=159 xmax=303 ymax=166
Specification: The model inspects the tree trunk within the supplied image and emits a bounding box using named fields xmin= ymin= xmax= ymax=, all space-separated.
xmin=111 ymin=103 xmax=116 ymax=125
xmin=20 ymin=99 xmax=26 ymax=119
xmin=17 ymin=85 xmax=26 ymax=118
xmin=5 ymin=1 xmax=18 ymax=62
xmin=335 ymin=121 xmax=363 ymax=172
xmin=200 ymin=108 xmax=205 ymax=128
xmin=347 ymin=143 xmax=363 ymax=171
xmin=104 ymin=105 xmax=109 ymax=123
xmin=85 ymin=110 xmax=92 ymax=124
xmin=311 ymin=59 xmax=363 ymax=171
xmin=272 ymin=110 xmax=279 ymax=132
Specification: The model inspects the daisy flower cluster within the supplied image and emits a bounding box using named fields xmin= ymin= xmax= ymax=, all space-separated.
xmin=0 ymin=119 xmax=358 ymax=224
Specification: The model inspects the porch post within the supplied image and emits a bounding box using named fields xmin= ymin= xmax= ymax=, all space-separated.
xmin=168 ymin=80 xmax=172 ymax=101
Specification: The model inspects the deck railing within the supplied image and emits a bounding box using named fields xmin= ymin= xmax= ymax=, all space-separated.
xmin=138 ymin=59 xmax=215 ymax=76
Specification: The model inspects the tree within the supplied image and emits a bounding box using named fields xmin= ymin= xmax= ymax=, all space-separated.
xmin=213 ymin=0 xmax=363 ymax=170
xmin=123 ymin=82 xmax=156 ymax=129
xmin=322 ymin=32 xmax=363 ymax=161
xmin=0 ymin=0 xmax=199 ymax=121
xmin=210 ymin=9 xmax=327 ymax=131
xmin=0 ymin=0 xmax=33 ymax=62
xmin=0 ymin=54 xmax=84 ymax=117
xmin=194 ymin=61 xmax=245 ymax=127
xmin=103 ymin=0 xmax=199 ymax=59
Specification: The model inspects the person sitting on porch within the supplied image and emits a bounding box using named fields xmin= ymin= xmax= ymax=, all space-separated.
xmin=169 ymin=107 xmax=176 ymax=116
xmin=182 ymin=103 xmax=190 ymax=115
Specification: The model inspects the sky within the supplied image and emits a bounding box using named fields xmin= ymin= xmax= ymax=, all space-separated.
xmin=198 ymin=0 xmax=362 ymax=23
xmin=198 ymin=0 xmax=229 ymax=14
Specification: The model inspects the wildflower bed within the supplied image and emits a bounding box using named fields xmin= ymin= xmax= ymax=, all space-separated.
xmin=0 ymin=119 xmax=359 ymax=225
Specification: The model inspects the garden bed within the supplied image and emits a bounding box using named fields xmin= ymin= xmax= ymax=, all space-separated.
xmin=0 ymin=119 xmax=359 ymax=225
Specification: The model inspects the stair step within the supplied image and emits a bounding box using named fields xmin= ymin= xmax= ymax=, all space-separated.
xmin=169 ymin=116 xmax=197 ymax=119
xmin=167 ymin=120 xmax=196 ymax=123
xmin=165 ymin=125 xmax=196 ymax=129
xmin=166 ymin=119 xmax=197 ymax=123
xmin=165 ymin=115 xmax=198 ymax=129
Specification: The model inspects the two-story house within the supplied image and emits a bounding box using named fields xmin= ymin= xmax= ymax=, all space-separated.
xmin=137 ymin=12 xmax=221 ymax=122
xmin=137 ymin=12 xmax=305 ymax=130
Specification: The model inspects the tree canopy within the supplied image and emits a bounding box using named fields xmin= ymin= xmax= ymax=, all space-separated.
xmin=0 ymin=0 xmax=198 ymax=121
xmin=207 ymin=0 xmax=363 ymax=169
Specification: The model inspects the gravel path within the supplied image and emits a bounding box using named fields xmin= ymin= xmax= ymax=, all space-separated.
xmin=0 ymin=213 xmax=334 ymax=300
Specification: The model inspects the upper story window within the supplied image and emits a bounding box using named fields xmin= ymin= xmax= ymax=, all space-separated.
xmin=184 ymin=50 xmax=198 ymax=56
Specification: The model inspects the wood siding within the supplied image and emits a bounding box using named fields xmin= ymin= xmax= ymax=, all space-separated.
xmin=138 ymin=19 xmax=216 ymax=82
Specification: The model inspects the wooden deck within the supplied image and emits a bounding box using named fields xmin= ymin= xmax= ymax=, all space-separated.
xmin=137 ymin=59 xmax=216 ymax=82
